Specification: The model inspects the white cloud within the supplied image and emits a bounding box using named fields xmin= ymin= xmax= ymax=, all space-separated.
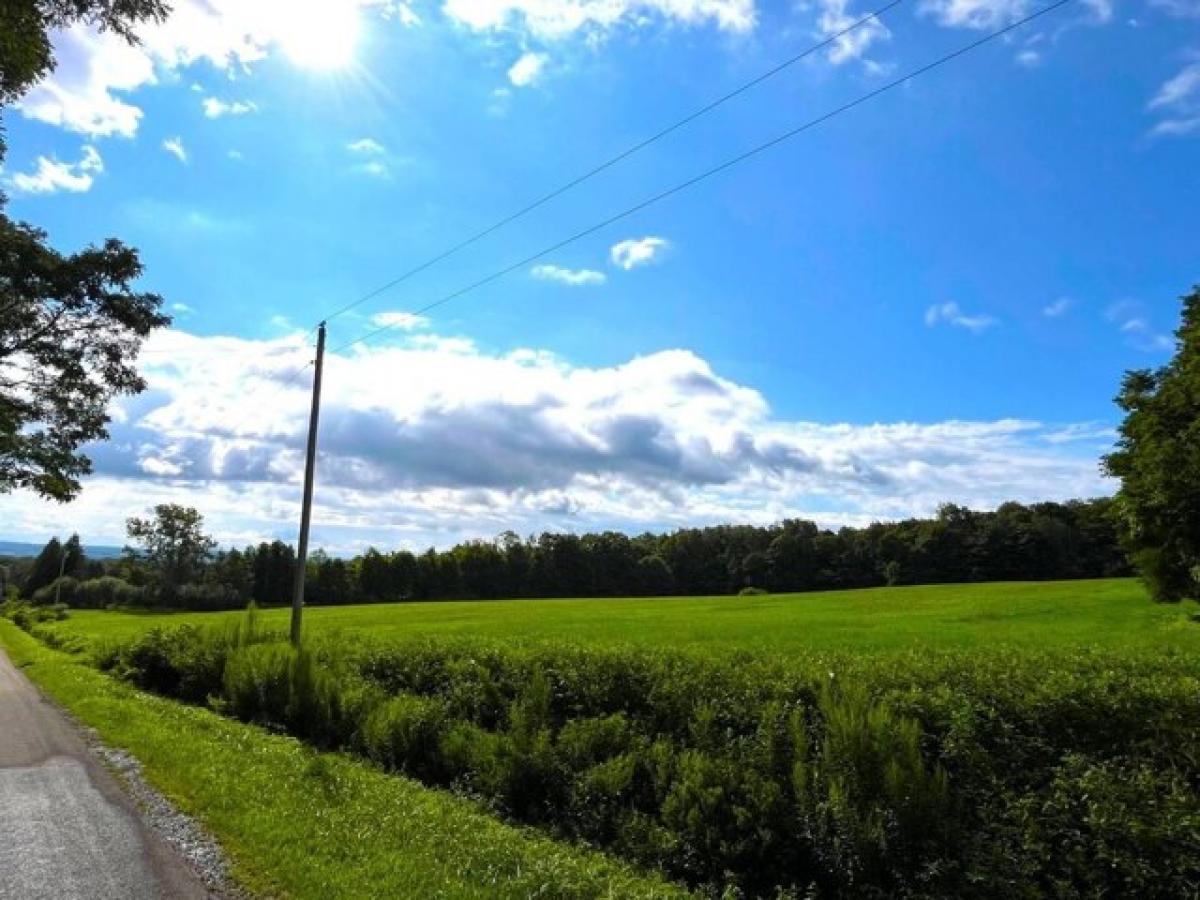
xmin=347 ymin=138 xmax=395 ymax=177
xmin=357 ymin=160 xmax=390 ymax=178
xmin=172 ymin=302 xmax=194 ymax=314
xmin=816 ymin=0 xmax=891 ymax=66
xmin=17 ymin=26 xmax=152 ymax=137
xmin=918 ymin=0 xmax=1029 ymax=29
xmin=5 ymin=145 xmax=103 ymax=196
xmin=1042 ymin=297 xmax=1072 ymax=317
xmin=531 ymin=264 xmax=607 ymax=286
xmin=1150 ymin=116 xmax=1200 ymax=137
xmin=162 ymin=136 xmax=188 ymax=163
xmin=508 ymin=51 xmax=548 ymax=86
xmin=371 ymin=311 xmax=429 ymax=330
xmin=15 ymin=1 xmax=401 ymax=139
xmin=923 ymin=302 xmax=997 ymax=333
xmin=347 ymin=137 xmax=385 ymax=154
xmin=1149 ymin=61 xmax=1200 ymax=109
xmin=1106 ymin=300 xmax=1173 ymax=352
xmin=1148 ymin=0 xmax=1200 ymax=17
xmin=611 ymin=236 xmax=668 ymax=270
xmin=1147 ymin=61 xmax=1200 ymax=138
xmin=1080 ymin=0 xmax=1114 ymax=22
xmin=442 ymin=0 xmax=755 ymax=38
xmin=0 ymin=327 xmax=1114 ymax=552
xmin=1015 ymin=48 xmax=1040 ymax=67
xmin=202 ymin=97 xmax=257 ymax=118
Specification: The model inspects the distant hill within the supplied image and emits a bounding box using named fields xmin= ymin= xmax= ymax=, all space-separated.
xmin=0 ymin=540 xmax=125 ymax=560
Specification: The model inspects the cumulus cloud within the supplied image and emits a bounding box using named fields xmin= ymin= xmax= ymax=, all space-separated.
xmin=531 ymin=264 xmax=607 ymax=286
xmin=17 ymin=0 xmax=755 ymax=141
xmin=5 ymin=145 xmax=103 ymax=195
xmin=162 ymin=136 xmax=188 ymax=163
xmin=202 ymin=97 xmax=257 ymax=118
xmin=442 ymin=0 xmax=755 ymax=38
xmin=924 ymin=302 xmax=997 ymax=333
xmin=508 ymin=51 xmax=548 ymax=86
xmin=0 ymin=327 xmax=1115 ymax=552
xmin=15 ymin=1 xmax=400 ymax=139
xmin=611 ymin=236 xmax=668 ymax=270
xmin=17 ymin=26 xmax=152 ymax=137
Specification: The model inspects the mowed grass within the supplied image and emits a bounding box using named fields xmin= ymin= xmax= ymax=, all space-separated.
xmin=51 ymin=578 xmax=1200 ymax=655
xmin=0 ymin=621 xmax=686 ymax=899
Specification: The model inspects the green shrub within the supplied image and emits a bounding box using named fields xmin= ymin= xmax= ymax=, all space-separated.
xmin=74 ymin=576 xmax=143 ymax=609
xmin=31 ymin=577 xmax=78 ymax=606
xmin=72 ymin=624 xmax=1200 ymax=899
xmin=362 ymin=693 xmax=449 ymax=779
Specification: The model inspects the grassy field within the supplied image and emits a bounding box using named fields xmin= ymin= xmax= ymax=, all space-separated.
xmin=46 ymin=578 xmax=1200 ymax=655
xmin=0 ymin=620 xmax=684 ymax=899
xmin=10 ymin=578 xmax=1200 ymax=898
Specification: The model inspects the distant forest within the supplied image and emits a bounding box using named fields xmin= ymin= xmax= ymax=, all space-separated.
xmin=10 ymin=498 xmax=1131 ymax=610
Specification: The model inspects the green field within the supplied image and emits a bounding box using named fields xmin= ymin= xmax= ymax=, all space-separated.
xmin=11 ymin=577 xmax=1200 ymax=898
xmin=47 ymin=578 xmax=1200 ymax=655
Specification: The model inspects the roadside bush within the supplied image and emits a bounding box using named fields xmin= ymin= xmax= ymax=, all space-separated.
xmin=75 ymin=576 xmax=142 ymax=609
xmin=31 ymin=577 xmax=78 ymax=606
xmin=362 ymin=693 xmax=450 ymax=780
xmin=81 ymin=622 xmax=1200 ymax=899
xmin=2 ymin=599 xmax=69 ymax=629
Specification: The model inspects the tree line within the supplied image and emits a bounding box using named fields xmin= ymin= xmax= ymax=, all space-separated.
xmin=9 ymin=497 xmax=1130 ymax=610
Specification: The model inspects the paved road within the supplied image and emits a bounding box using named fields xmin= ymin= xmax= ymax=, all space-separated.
xmin=0 ymin=647 xmax=212 ymax=899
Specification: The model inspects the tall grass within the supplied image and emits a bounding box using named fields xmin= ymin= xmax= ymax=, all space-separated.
xmin=81 ymin=607 xmax=1200 ymax=899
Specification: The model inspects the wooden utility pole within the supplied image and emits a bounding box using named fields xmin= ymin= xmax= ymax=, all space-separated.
xmin=291 ymin=322 xmax=326 ymax=646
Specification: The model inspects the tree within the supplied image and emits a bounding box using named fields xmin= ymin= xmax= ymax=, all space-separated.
xmin=1 ymin=1 xmax=171 ymax=501
xmin=23 ymin=535 xmax=62 ymax=596
xmin=1 ymin=2 xmax=169 ymax=109
xmin=1103 ymin=286 xmax=1200 ymax=601
xmin=62 ymin=532 xmax=86 ymax=578
xmin=126 ymin=504 xmax=216 ymax=598
xmin=1 ymin=220 xmax=170 ymax=500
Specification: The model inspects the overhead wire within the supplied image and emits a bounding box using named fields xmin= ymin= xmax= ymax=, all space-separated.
xmin=314 ymin=0 xmax=909 ymax=327
xmin=329 ymin=0 xmax=1076 ymax=357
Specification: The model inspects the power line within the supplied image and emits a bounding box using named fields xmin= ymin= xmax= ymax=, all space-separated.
xmin=317 ymin=0 xmax=908 ymax=326
xmin=330 ymin=0 xmax=1076 ymax=357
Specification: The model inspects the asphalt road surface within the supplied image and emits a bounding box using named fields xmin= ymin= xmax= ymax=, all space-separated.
xmin=0 ymin=647 xmax=212 ymax=899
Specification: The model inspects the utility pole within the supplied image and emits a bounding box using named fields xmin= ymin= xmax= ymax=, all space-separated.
xmin=291 ymin=322 xmax=326 ymax=646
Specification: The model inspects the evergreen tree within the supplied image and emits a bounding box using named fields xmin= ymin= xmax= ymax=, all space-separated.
xmin=23 ymin=535 xmax=62 ymax=596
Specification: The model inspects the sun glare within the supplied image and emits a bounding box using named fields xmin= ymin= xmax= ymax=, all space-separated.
xmin=277 ymin=1 xmax=361 ymax=71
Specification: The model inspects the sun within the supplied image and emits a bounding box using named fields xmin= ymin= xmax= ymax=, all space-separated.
xmin=277 ymin=1 xmax=362 ymax=71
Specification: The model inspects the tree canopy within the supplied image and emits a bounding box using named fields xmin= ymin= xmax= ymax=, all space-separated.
xmin=0 ymin=1 xmax=168 ymax=108
xmin=126 ymin=504 xmax=216 ymax=596
xmin=1 ymin=0 xmax=171 ymax=501
xmin=1103 ymin=285 xmax=1200 ymax=601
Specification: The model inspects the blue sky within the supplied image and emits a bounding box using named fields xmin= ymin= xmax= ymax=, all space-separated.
xmin=1 ymin=0 xmax=1197 ymax=551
